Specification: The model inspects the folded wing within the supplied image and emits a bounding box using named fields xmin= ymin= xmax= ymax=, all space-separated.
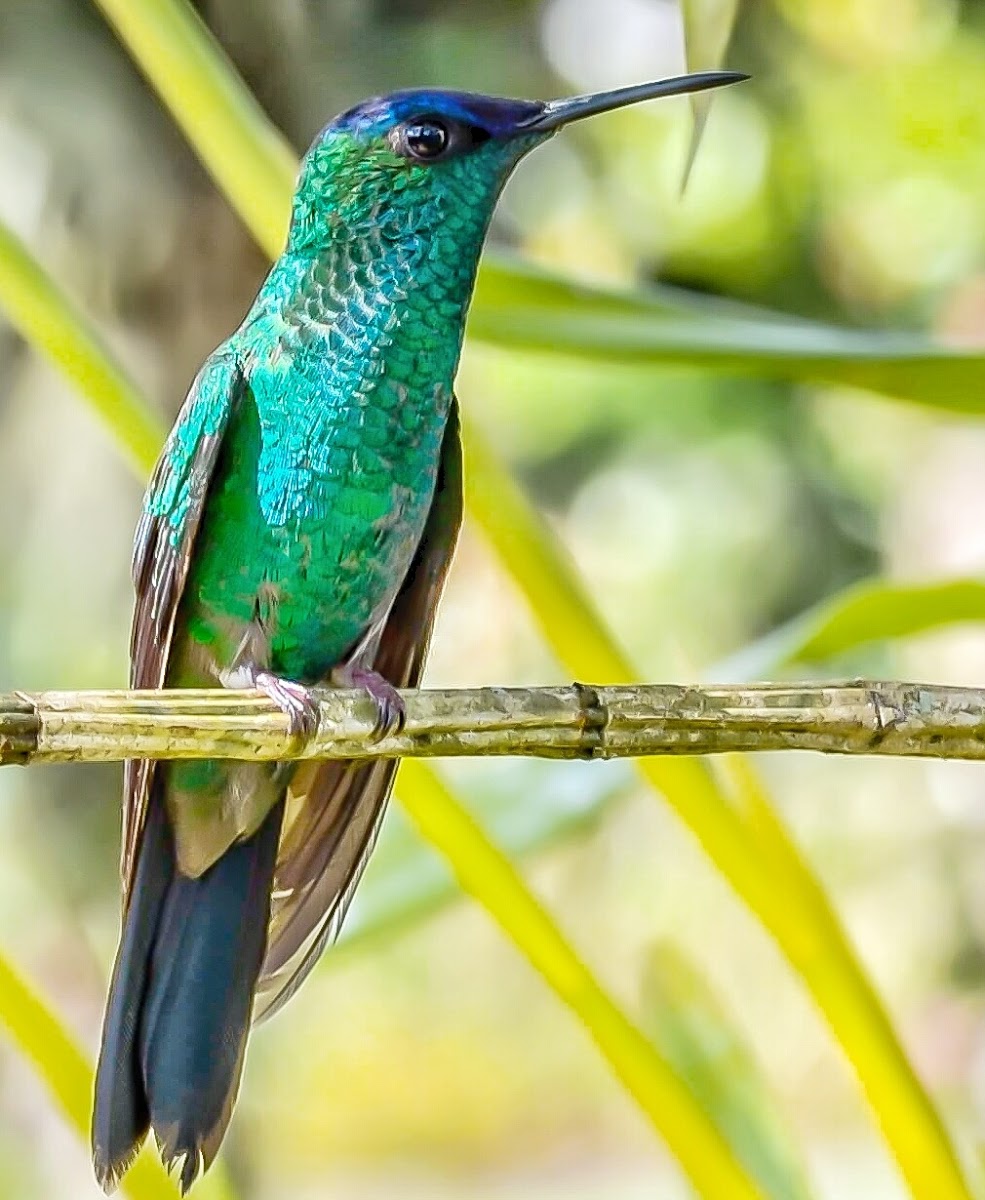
xmin=255 ymin=398 xmax=464 ymax=1021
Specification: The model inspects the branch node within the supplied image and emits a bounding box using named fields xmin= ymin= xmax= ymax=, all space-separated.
xmin=0 ymin=693 xmax=40 ymax=765
xmin=867 ymin=688 xmax=899 ymax=749
xmin=573 ymin=682 xmax=608 ymax=760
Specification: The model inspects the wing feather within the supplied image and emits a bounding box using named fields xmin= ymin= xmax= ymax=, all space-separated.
xmin=121 ymin=352 xmax=243 ymax=900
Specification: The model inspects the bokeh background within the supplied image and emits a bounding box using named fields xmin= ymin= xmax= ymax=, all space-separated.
xmin=3 ymin=0 xmax=985 ymax=1196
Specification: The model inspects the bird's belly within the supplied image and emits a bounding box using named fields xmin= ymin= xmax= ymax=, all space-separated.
xmin=266 ymin=485 xmax=431 ymax=677
xmin=178 ymin=472 xmax=435 ymax=686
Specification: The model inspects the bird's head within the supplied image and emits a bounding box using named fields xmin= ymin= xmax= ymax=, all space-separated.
xmin=287 ymin=73 xmax=746 ymax=252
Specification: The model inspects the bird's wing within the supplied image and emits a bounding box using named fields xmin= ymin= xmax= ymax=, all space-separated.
xmin=254 ymin=398 xmax=464 ymax=1021
xmin=122 ymin=351 xmax=244 ymax=902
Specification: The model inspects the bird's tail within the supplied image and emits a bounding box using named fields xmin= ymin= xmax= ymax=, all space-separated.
xmin=92 ymin=788 xmax=284 ymax=1194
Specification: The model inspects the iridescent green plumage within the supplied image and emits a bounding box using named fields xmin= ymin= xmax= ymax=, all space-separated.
xmin=91 ymin=71 xmax=746 ymax=1194
xmin=178 ymin=125 xmax=520 ymax=677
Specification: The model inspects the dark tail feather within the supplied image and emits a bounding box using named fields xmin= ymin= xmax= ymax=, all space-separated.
xmin=92 ymin=793 xmax=284 ymax=1194
xmin=92 ymin=796 xmax=171 ymax=1189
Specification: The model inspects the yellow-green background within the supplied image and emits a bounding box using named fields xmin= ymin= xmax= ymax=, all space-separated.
xmin=2 ymin=0 xmax=985 ymax=1197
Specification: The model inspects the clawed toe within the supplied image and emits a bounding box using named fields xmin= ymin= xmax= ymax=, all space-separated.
xmin=255 ymin=672 xmax=321 ymax=740
xmin=372 ymin=687 xmax=406 ymax=741
xmin=332 ymin=665 xmax=405 ymax=742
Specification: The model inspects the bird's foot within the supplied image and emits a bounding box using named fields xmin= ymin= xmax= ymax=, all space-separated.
xmin=254 ymin=671 xmax=321 ymax=740
xmin=331 ymin=664 xmax=405 ymax=741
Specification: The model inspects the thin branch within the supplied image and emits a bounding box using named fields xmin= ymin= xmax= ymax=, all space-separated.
xmin=1 ymin=681 xmax=984 ymax=766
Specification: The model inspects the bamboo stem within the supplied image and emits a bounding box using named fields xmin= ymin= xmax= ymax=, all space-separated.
xmin=3 ymin=680 xmax=984 ymax=765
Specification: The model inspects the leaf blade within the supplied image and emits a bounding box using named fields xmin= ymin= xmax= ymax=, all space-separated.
xmin=642 ymin=941 xmax=816 ymax=1200
xmin=680 ymin=0 xmax=741 ymax=189
xmin=0 ymin=949 xmax=179 ymax=1200
xmin=718 ymin=578 xmax=985 ymax=680
xmin=93 ymin=0 xmax=296 ymax=261
xmin=395 ymin=761 xmax=768 ymax=1200
xmin=0 ymin=222 xmax=163 ymax=474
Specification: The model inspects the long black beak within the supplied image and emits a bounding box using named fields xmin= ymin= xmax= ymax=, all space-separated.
xmin=520 ymin=71 xmax=748 ymax=134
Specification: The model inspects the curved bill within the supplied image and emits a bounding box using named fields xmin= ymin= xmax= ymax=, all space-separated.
xmin=520 ymin=71 xmax=749 ymax=134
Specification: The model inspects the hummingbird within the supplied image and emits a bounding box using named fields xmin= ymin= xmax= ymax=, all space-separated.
xmin=91 ymin=69 xmax=745 ymax=1192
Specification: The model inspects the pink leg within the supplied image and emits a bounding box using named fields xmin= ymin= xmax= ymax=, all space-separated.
xmin=254 ymin=672 xmax=321 ymax=740
xmin=331 ymin=663 xmax=405 ymax=741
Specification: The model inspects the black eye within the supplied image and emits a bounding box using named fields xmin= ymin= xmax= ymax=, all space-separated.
xmin=390 ymin=115 xmax=491 ymax=162
xmin=400 ymin=119 xmax=449 ymax=160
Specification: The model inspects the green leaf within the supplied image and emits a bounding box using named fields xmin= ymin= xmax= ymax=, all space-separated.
xmin=473 ymin=256 xmax=985 ymax=417
xmin=468 ymin=303 xmax=985 ymax=413
xmin=92 ymin=0 xmax=296 ymax=261
xmin=782 ymin=578 xmax=985 ymax=664
xmin=0 ymin=222 xmax=164 ymax=474
xmin=719 ymin=578 xmax=985 ymax=679
xmin=642 ymin=942 xmax=816 ymax=1200
xmin=396 ymin=761 xmax=768 ymax=1200
xmin=681 ymin=0 xmax=742 ymax=188
xmin=683 ymin=0 xmax=741 ymax=72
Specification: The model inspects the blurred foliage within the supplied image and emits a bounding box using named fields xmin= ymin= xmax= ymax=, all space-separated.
xmin=641 ymin=941 xmax=815 ymax=1200
xmin=3 ymin=1 xmax=985 ymax=1198
xmin=0 ymin=953 xmax=181 ymax=1200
